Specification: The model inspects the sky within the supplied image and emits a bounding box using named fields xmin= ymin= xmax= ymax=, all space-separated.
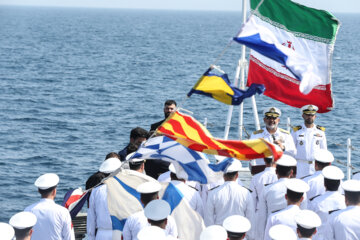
xmin=0 ymin=0 xmax=359 ymax=13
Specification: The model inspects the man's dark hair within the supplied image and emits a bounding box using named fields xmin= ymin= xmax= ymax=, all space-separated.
xmin=141 ymin=192 xmax=158 ymax=206
xmin=264 ymin=157 xmax=273 ymax=165
xmin=129 ymin=161 xmax=144 ymax=171
xmin=14 ymin=227 xmax=32 ymax=239
xmin=297 ymin=225 xmax=316 ymax=238
xmin=345 ymin=191 xmax=360 ymax=205
xmin=105 ymin=152 xmax=120 ymax=160
xmin=130 ymin=127 xmax=148 ymax=140
xmin=148 ymin=218 xmax=167 ymax=227
xmin=276 ymin=165 xmax=292 ymax=177
xmin=224 ymin=171 xmax=238 ymax=180
xmin=38 ymin=186 xmax=57 ymax=198
xmin=286 ymin=189 xmax=303 ymax=203
xmin=164 ymin=100 xmax=177 ymax=106
xmin=227 ymin=231 xmax=246 ymax=239
xmin=315 ymin=161 xmax=331 ymax=170
xmin=324 ymin=178 xmax=341 ymax=191
xmin=86 ymin=171 xmax=108 ymax=190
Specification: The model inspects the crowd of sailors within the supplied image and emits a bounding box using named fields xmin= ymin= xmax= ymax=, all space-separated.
xmin=1 ymin=100 xmax=360 ymax=240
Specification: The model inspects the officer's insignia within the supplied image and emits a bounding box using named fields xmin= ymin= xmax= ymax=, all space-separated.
xmin=299 ymin=134 xmax=304 ymax=137
xmin=316 ymin=125 xmax=325 ymax=131
xmin=314 ymin=133 xmax=322 ymax=137
xmin=253 ymin=129 xmax=264 ymax=134
xmin=316 ymin=140 xmax=320 ymax=145
xmin=292 ymin=126 xmax=302 ymax=132
xmin=279 ymin=128 xmax=290 ymax=135
xmin=300 ymin=141 xmax=303 ymax=145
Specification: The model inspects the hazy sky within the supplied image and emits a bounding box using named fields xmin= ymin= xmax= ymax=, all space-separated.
xmin=0 ymin=0 xmax=359 ymax=13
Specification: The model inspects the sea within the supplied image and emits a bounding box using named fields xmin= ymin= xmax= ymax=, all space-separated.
xmin=0 ymin=6 xmax=359 ymax=223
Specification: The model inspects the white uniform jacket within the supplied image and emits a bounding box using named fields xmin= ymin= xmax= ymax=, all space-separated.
xmin=302 ymin=171 xmax=325 ymax=202
xmin=25 ymin=198 xmax=73 ymax=240
xmin=325 ymin=206 xmax=360 ymax=240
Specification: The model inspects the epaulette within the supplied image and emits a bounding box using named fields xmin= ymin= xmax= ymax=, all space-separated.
xmin=253 ymin=129 xmax=264 ymax=134
xmin=292 ymin=125 xmax=302 ymax=132
xmin=279 ymin=128 xmax=290 ymax=134
xmin=309 ymin=194 xmax=321 ymax=201
xmin=187 ymin=184 xmax=199 ymax=191
xmin=316 ymin=125 xmax=326 ymax=132
xmin=209 ymin=185 xmax=220 ymax=191
xmin=243 ymin=187 xmax=253 ymax=193
xmin=329 ymin=209 xmax=341 ymax=215
xmin=301 ymin=175 xmax=311 ymax=180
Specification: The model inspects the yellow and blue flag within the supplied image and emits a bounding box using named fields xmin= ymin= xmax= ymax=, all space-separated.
xmin=187 ymin=67 xmax=265 ymax=105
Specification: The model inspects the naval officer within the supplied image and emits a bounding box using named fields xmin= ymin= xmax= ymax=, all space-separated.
xmin=292 ymin=105 xmax=327 ymax=178
xmin=250 ymin=107 xmax=296 ymax=174
xmin=25 ymin=173 xmax=73 ymax=240
xmin=222 ymin=215 xmax=251 ymax=240
xmin=294 ymin=210 xmax=322 ymax=240
xmin=9 ymin=211 xmax=37 ymax=240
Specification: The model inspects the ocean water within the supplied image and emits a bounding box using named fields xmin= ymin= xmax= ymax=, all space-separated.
xmin=0 ymin=6 xmax=359 ymax=222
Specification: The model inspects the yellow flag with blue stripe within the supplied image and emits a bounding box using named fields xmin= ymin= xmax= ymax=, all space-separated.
xmin=187 ymin=67 xmax=265 ymax=105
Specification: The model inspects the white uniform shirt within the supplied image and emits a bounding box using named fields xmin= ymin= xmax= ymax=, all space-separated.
xmin=87 ymin=184 xmax=112 ymax=240
xmin=25 ymin=198 xmax=73 ymax=240
xmin=122 ymin=210 xmax=178 ymax=240
xmin=291 ymin=124 xmax=327 ymax=178
xmin=250 ymin=127 xmax=296 ymax=165
xmin=264 ymin=205 xmax=300 ymax=240
xmin=325 ymin=206 xmax=360 ymax=240
xmin=309 ymin=191 xmax=346 ymax=240
xmin=302 ymin=171 xmax=325 ymax=202
xmin=353 ymin=172 xmax=360 ymax=180
xmin=249 ymin=167 xmax=277 ymax=211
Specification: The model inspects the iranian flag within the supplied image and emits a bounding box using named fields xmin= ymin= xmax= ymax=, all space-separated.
xmin=234 ymin=0 xmax=340 ymax=113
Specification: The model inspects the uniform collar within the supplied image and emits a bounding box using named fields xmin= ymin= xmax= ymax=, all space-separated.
xmin=263 ymin=127 xmax=280 ymax=136
xmin=40 ymin=198 xmax=55 ymax=203
xmin=265 ymin=167 xmax=276 ymax=172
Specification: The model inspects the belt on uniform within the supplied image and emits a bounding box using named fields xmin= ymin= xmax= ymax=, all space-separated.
xmin=298 ymin=159 xmax=313 ymax=164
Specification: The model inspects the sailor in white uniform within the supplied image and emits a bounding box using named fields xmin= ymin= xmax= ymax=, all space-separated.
xmin=25 ymin=173 xmax=74 ymax=240
xmin=302 ymin=149 xmax=334 ymax=202
xmin=294 ymin=210 xmax=322 ymax=240
xmin=87 ymin=158 xmax=121 ymax=240
xmin=264 ymin=178 xmax=310 ymax=240
xmin=144 ymin=200 xmax=174 ymax=233
xmin=222 ymin=215 xmax=251 ymax=240
xmin=250 ymin=107 xmax=296 ymax=173
xmin=0 ymin=222 xmax=15 ymax=240
xmin=325 ymin=179 xmax=360 ymax=240
xmin=204 ymin=160 xmax=255 ymax=239
xmin=291 ymin=105 xmax=327 ymax=179
xmin=9 ymin=211 xmax=37 ymax=240
xmin=268 ymin=224 xmax=297 ymax=240
xmin=309 ymin=166 xmax=346 ymax=240
xmin=200 ymin=225 xmax=227 ymax=240
xmin=137 ymin=226 xmax=175 ymax=240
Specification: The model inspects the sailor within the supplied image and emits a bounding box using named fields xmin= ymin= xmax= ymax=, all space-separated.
xmin=325 ymin=179 xmax=360 ymax=239
xmin=144 ymin=199 xmax=172 ymax=230
xmin=302 ymin=149 xmax=334 ymax=201
xmin=87 ymin=158 xmax=121 ymax=240
xmin=268 ymin=224 xmax=297 ymax=240
xmin=9 ymin=211 xmax=37 ymax=240
xmin=150 ymin=99 xmax=177 ymax=133
xmin=204 ymin=160 xmax=255 ymax=239
xmin=294 ymin=210 xmax=322 ymax=240
xmin=118 ymin=127 xmax=148 ymax=161
xmin=0 ymin=222 xmax=15 ymax=240
xmin=122 ymin=181 xmax=178 ymax=240
xmin=292 ymin=105 xmax=327 ymax=178
xmin=25 ymin=173 xmax=73 ymax=240
xmin=250 ymin=107 xmax=296 ymax=175
xmin=222 ymin=215 xmax=251 ymax=240
xmin=264 ymin=178 xmax=310 ymax=240
xmin=308 ymin=165 xmax=345 ymax=240
xmin=200 ymin=225 xmax=228 ymax=240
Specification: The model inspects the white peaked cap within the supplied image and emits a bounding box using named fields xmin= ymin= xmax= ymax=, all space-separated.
xmin=136 ymin=181 xmax=162 ymax=194
xmin=285 ymin=178 xmax=310 ymax=193
xmin=34 ymin=173 xmax=59 ymax=190
xmin=322 ymin=166 xmax=344 ymax=180
xmin=169 ymin=163 xmax=176 ymax=173
xmin=99 ymin=158 xmax=121 ymax=174
xmin=276 ymin=154 xmax=297 ymax=167
xmin=314 ymin=149 xmax=334 ymax=163
xmin=223 ymin=215 xmax=251 ymax=233
xmin=342 ymin=179 xmax=360 ymax=192
xmin=9 ymin=211 xmax=37 ymax=229
xmin=137 ymin=226 xmax=167 ymax=240
xmin=263 ymin=107 xmax=282 ymax=117
xmin=301 ymin=104 xmax=319 ymax=114
xmin=0 ymin=222 xmax=15 ymax=240
xmin=225 ymin=159 xmax=242 ymax=173
xmin=295 ymin=210 xmax=321 ymax=229
xmin=200 ymin=225 xmax=227 ymax=240
xmin=144 ymin=199 xmax=171 ymax=221
xmin=126 ymin=152 xmax=145 ymax=163
xmin=269 ymin=224 xmax=297 ymax=240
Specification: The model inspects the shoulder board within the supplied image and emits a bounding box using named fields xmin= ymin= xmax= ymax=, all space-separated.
xmin=329 ymin=209 xmax=341 ymax=215
xmin=279 ymin=128 xmax=290 ymax=134
xmin=209 ymin=185 xmax=220 ymax=191
xmin=301 ymin=175 xmax=311 ymax=180
xmin=187 ymin=185 xmax=198 ymax=191
xmin=292 ymin=125 xmax=302 ymax=132
xmin=310 ymin=194 xmax=321 ymax=201
xmin=243 ymin=187 xmax=253 ymax=193
xmin=253 ymin=129 xmax=264 ymax=134
xmin=316 ymin=125 xmax=326 ymax=131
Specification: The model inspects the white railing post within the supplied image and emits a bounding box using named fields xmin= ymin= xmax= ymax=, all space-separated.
xmin=347 ymin=138 xmax=352 ymax=180
xmin=287 ymin=117 xmax=291 ymax=132
xmin=203 ymin=118 xmax=208 ymax=128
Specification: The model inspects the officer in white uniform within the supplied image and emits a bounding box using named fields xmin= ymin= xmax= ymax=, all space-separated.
xmin=294 ymin=210 xmax=322 ymax=240
xmin=268 ymin=224 xmax=297 ymax=240
xmin=200 ymin=225 xmax=228 ymax=240
xmin=205 ymin=160 xmax=255 ymax=239
xmin=292 ymin=105 xmax=327 ymax=179
xmin=25 ymin=173 xmax=73 ymax=240
xmin=87 ymin=158 xmax=121 ymax=240
xmin=250 ymin=107 xmax=296 ymax=173
xmin=264 ymin=179 xmax=310 ymax=240
xmin=302 ymin=149 xmax=334 ymax=202
xmin=222 ymin=215 xmax=251 ymax=240
xmin=0 ymin=222 xmax=15 ymax=240
xmin=325 ymin=179 xmax=360 ymax=239
xmin=309 ymin=166 xmax=345 ymax=240
xmin=9 ymin=211 xmax=37 ymax=240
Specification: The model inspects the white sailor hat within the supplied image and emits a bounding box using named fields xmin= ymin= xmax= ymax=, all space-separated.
xmin=301 ymin=104 xmax=318 ymax=115
xmin=99 ymin=157 xmax=121 ymax=174
xmin=225 ymin=159 xmax=242 ymax=173
xmin=136 ymin=181 xmax=162 ymax=194
xmin=137 ymin=226 xmax=167 ymax=240
xmin=285 ymin=178 xmax=310 ymax=193
xmin=144 ymin=199 xmax=171 ymax=221
xmin=276 ymin=154 xmax=297 ymax=167
xmin=223 ymin=215 xmax=251 ymax=235
xmin=0 ymin=222 xmax=15 ymax=240
xmin=314 ymin=149 xmax=334 ymax=163
xmin=126 ymin=152 xmax=145 ymax=163
xmin=34 ymin=173 xmax=59 ymax=190
xmin=200 ymin=225 xmax=227 ymax=240
xmin=342 ymin=179 xmax=360 ymax=192
xmin=322 ymin=166 xmax=344 ymax=180
xmin=9 ymin=211 xmax=37 ymax=230
xmin=169 ymin=163 xmax=176 ymax=173
xmin=269 ymin=224 xmax=297 ymax=240
xmin=295 ymin=210 xmax=321 ymax=229
xmin=263 ymin=107 xmax=281 ymax=117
